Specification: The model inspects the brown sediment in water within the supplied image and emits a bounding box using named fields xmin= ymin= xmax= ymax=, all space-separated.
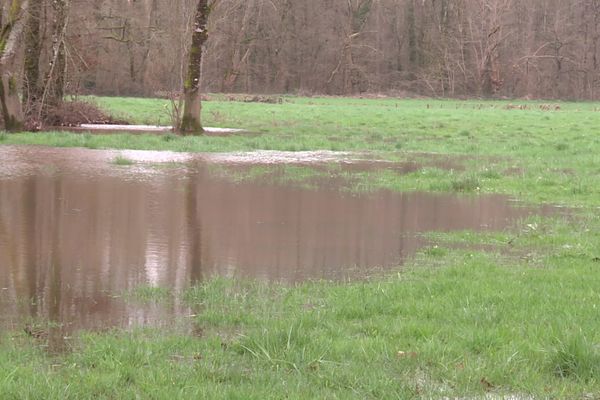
xmin=0 ymin=145 xmax=562 ymax=333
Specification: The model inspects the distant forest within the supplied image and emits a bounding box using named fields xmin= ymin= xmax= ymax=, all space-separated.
xmin=12 ymin=0 xmax=600 ymax=99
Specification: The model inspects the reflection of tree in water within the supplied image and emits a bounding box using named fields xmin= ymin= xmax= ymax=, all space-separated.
xmin=23 ymin=177 xmax=40 ymax=319
xmin=0 ymin=182 xmax=23 ymax=326
xmin=3 ymin=177 xmax=43 ymax=328
xmin=14 ymin=176 xmax=68 ymax=353
xmin=186 ymin=164 xmax=203 ymax=285
xmin=0 ymin=147 xmax=550 ymax=335
xmin=185 ymin=164 xmax=209 ymax=337
xmin=185 ymin=163 xmax=219 ymax=286
xmin=47 ymin=177 xmax=67 ymax=353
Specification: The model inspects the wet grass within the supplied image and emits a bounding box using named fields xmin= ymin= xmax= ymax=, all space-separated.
xmin=2 ymin=96 xmax=600 ymax=398
xmin=2 ymin=217 xmax=600 ymax=398
xmin=125 ymin=285 xmax=172 ymax=303
xmin=209 ymin=164 xmax=333 ymax=190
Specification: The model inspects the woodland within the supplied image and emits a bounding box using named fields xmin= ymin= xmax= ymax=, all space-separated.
xmin=73 ymin=0 xmax=600 ymax=100
xmin=2 ymin=0 xmax=600 ymax=122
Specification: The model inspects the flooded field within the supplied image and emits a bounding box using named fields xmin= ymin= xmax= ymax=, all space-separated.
xmin=0 ymin=145 xmax=555 ymax=332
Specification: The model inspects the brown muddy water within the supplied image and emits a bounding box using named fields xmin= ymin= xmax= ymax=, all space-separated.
xmin=0 ymin=145 xmax=555 ymax=334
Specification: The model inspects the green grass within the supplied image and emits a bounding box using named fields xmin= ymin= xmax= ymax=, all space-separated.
xmin=2 ymin=230 xmax=600 ymax=398
xmin=2 ymin=96 xmax=600 ymax=398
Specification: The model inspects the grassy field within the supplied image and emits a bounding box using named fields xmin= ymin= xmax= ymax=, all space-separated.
xmin=1 ymin=96 xmax=600 ymax=398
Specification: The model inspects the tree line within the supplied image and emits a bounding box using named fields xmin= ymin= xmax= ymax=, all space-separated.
xmin=2 ymin=0 xmax=599 ymax=131
xmin=73 ymin=0 xmax=600 ymax=100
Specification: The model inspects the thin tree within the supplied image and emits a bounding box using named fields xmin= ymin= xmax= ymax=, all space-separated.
xmin=38 ymin=0 xmax=70 ymax=120
xmin=23 ymin=0 xmax=43 ymax=114
xmin=179 ymin=0 xmax=211 ymax=135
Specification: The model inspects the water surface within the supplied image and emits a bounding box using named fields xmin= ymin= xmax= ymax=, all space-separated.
xmin=0 ymin=145 xmax=552 ymax=332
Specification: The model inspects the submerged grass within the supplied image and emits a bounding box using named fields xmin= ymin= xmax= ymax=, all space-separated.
xmin=112 ymin=155 xmax=135 ymax=166
xmin=125 ymin=285 xmax=172 ymax=303
xmin=2 ymin=96 xmax=600 ymax=398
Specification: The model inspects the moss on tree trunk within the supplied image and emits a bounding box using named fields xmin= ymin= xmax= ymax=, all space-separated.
xmin=0 ymin=0 xmax=29 ymax=131
xmin=179 ymin=0 xmax=210 ymax=136
xmin=0 ymin=73 xmax=23 ymax=130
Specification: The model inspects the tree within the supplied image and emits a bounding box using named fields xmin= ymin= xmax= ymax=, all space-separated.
xmin=179 ymin=0 xmax=211 ymax=135
xmin=0 ymin=0 xmax=29 ymax=131
xmin=37 ymin=0 xmax=70 ymax=121
xmin=7 ymin=0 xmax=600 ymax=113
xmin=327 ymin=0 xmax=374 ymax=94
xmin=23 ymin=0 xmax=43 ymax=113
xmin=22 ymin=0 xmax=70 ymax=126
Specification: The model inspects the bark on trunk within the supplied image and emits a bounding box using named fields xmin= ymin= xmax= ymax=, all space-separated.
xmin=139 ymin=0 xmax=159 ymax=87
xmin=23 ymin=0 xmax=43 ymax=112
xmin=179 ymin=0 xmax=210 ymax=135
xmin=38 ymin=0 xmax=69 ymax=119
xmin=0 ymin=0 xmax=29 ymax=131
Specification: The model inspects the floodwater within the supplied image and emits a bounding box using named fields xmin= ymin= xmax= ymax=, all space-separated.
xmin=0 ymin=145 xmax=554 ymax=334
xmin=56 ymin=124 xmax=247 ymax=137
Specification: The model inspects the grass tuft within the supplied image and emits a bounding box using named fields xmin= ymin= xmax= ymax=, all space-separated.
xmin=112 ymin=155 xmax=134 ymax=166
xmin=550 ymin=334 xmax=600 ymax=381
xmin=451 ymin=175 xmax=481 ymax=192
xmin=162 ymin=133 xmax=177 ymax=142
xmin=480 ymin=168 xmax=502 ymax=179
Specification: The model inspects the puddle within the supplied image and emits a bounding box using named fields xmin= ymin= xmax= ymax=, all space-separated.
xmin=206 ymin=150 xmax=355 ymax=164
xmin=0 ymin=145 xmax=558 ymax=333
xmin=54 ymin=124 xmax=247 ymax=136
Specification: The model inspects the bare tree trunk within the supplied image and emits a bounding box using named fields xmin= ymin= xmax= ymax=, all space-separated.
xmin=38 ymin=0 xmax=70 ymax=120
xmin=0 ymin=0 xmax=29 ymax=131
xmin=23 ymin=0 xmax=43 ymax=114
xmin=221 ymin=0 xmax=255 ymax=92
xmin=327 ymin=0 xmax=373 ymax=94
xmin=179 ymin=0 xmax=209 ymax=135
xmin=139 ymin=0 xmax=160 ymax=89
